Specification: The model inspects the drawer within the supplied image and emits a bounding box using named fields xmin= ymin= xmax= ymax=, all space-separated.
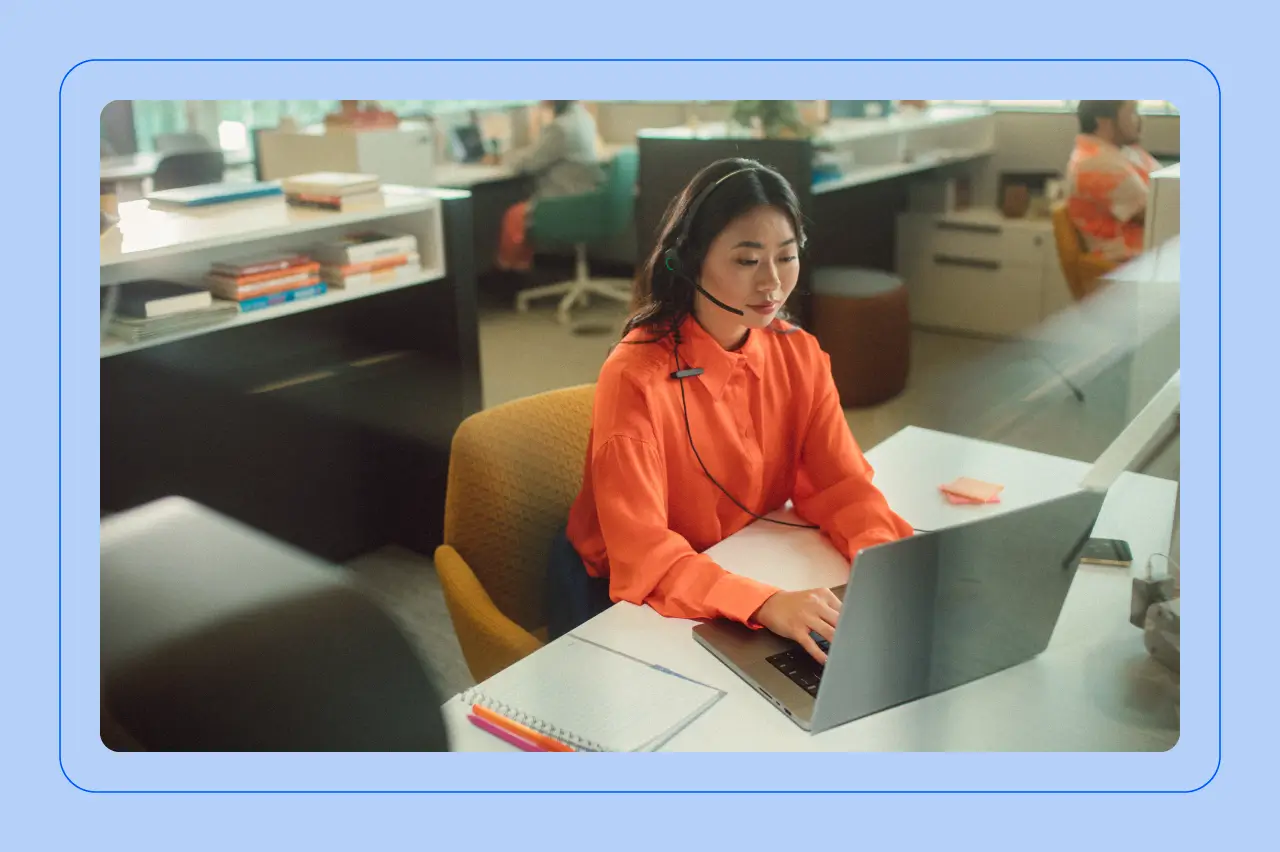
xmin=898 ymin=214 xmax=1051 ymax=269
xmin=907 ymin=263 xmax=1044 ymax=337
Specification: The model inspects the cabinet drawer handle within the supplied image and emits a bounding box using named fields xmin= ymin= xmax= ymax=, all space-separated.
xmin=933 ymin=254 xmax=1001 ymax=271
xmin=935 ymin=221 xmax=1001 ymax=235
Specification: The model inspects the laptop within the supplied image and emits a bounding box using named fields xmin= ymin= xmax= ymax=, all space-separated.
xmin=692 ymin=489 xmax=1105 ymax=733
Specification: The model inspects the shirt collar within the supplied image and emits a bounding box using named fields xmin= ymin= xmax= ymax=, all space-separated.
xmin=676 ymin=314 xmax=766 ymax=401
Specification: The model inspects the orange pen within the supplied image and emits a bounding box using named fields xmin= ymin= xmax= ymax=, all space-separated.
xmin=471 ymin=704 xmax=576 ymax=752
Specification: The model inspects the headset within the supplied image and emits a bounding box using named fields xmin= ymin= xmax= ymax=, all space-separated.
xmin=662 ymin=166 xmax=819 ymax=531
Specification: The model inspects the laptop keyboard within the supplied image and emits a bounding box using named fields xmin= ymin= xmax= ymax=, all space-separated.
xmin=765 ymin=633 xmax=830 ymax=696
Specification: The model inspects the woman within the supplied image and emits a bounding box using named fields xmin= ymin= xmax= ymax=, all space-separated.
xmin=548 ymin=158 xmax=913 ymax=662
xmin=496 ymin=100 xmax=604 ymax=272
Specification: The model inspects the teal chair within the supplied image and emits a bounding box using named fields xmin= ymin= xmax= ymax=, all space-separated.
xmin=515 ymin=148 xmax=638 ymax=324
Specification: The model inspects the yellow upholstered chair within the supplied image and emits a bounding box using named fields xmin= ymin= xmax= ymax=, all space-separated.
xmin=1051 ymin=202 xmax=1121 ymax=302
xmin=434 ymin=384 xmax=595 ymax=682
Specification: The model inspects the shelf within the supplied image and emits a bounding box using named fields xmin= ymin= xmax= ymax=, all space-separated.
xmin=100 ymin=265 xmax=446 ymax=359
xmin=811 ymin=147 xmax=994 ymax=195
xmin=816 ymin=106 xmax=994 ymax=144
xmin=101 ymin=186 xmax=443 ymax=269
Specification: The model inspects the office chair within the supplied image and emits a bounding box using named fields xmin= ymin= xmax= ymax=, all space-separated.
xmin=101 ymin=497 xmax=450 ymax=751
xmin=151 ymin=150 xmax=226 ymax=192
xmin=155 ymin=132 xmax=216 ymax=154
xmin=516 ymin=148 xmax=639 ymax=325
xmin=434 ymin=385 xmax=595 ymax=681
xmin=1051 ymin=202 xmax=1121 ymax=302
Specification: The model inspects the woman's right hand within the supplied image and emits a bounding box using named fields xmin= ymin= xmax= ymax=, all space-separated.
xmin=752 ymin=588 xmax=842 ymax=664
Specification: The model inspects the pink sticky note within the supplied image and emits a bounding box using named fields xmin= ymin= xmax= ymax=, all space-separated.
xmin=940 ymin=477 xmax=1005 ymax=502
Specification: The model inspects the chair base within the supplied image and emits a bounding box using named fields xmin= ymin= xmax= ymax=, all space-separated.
xmin=515 ymin=244 xmax=631 ymax=325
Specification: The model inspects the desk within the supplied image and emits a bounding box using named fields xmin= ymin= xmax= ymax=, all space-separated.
xmin=444 ymin=426 xmax=1179 ymax=751
xmin=636 ymin=107 xmax=997 ymax=323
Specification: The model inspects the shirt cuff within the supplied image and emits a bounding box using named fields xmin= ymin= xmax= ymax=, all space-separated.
xmin=705 ymin=573 xmax=779 ymax=628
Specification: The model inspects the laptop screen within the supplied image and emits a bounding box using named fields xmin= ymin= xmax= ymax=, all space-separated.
xmin=450 ymin=125 xmax=487 ymax=163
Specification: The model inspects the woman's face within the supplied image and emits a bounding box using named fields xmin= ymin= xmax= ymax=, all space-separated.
xmin=696 ymin=204 xmax=800 ymax=330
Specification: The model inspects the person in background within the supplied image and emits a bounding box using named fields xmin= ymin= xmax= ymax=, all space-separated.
xmin=496 ymin=100 xmax=604 ymax=272
xmin=546 ymin=158 xmax=913 ymax=662
xmin=1065 ymin=100 xmax=1162 ymax=261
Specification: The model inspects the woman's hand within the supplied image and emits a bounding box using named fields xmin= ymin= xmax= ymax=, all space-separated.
xmin=752 ymin=588 xmax=842 ymax=663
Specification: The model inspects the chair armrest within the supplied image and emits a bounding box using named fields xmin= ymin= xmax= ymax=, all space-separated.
xmin=433 ymin=544 xmax=543 ymax=682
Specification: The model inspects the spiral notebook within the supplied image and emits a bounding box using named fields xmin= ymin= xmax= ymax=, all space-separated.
xmin=461 ymin=635 xmax=725 ymax=752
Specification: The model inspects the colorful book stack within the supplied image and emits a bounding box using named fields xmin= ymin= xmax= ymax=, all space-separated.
xmin=282 ymin=172 xmax=382 ymax=211
xmin=312 ymin=231 xmax=421 ymax=289
xmin=206 ymin=253 xmax=328 ymax=313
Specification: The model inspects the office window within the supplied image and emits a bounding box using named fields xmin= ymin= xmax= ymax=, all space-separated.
xmin=932 ymin=99 xmax=1178 ymax=114
xmin=130 ymin=100 xmax=540 ymax=153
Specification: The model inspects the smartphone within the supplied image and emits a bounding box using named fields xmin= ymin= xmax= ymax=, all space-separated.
xmin=1078 ymin=537 xmax=1133 ymax=567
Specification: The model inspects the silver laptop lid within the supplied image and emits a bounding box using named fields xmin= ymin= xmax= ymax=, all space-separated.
xmin=811 ymin=489 xmax=1105 ymax=733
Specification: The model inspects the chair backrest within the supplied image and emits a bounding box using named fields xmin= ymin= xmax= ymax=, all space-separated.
xmin=1051 ymin=202 xmax=1085 ymax=296
xmin=156 ymin=132 xmax=215 ymax=154
xmin=152 ymin=151 xmax=226 ymax=191
xmin=596 ymin=147 xmax=639 ymax=235
xmin=442 ymin=385 xmax=595 ymax=631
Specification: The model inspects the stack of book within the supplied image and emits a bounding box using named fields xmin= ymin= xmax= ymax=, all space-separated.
xmin=282 ymin=172 xmax=382 ymax=211
xmin=312 ymin=231 xmax=422 ymax=289
xmin=206 ymin=252 xmax=327 ymax=313
xmin=104 ymin=280 xmax=238 ymax=344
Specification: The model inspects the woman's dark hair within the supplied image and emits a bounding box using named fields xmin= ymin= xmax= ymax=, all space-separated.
xmin=551 ymin=100 xmax=575 ymax=116
xmin=622 ymin=158 xmax=806 ymax=341
xmin=1077 ymin=100 xmax=1129 ymax=134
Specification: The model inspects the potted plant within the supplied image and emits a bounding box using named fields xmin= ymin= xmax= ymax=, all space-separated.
xmin=730 ymin=100 xmax=810 ymax=139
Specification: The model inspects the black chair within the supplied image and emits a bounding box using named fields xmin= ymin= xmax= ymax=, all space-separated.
xmin=155 ymin=131 xmax=216 ymax=154
xmin=151 ymin=150 xmax=226 ymax=192
xmin=101 ymin=497 xmax=450 ymax=752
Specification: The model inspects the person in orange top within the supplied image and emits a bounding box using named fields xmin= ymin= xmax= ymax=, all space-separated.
xmin=547 ymin=158 xmax=913 ymax=662
xmin=1065 ymin=100 xmax=1163 ymax=261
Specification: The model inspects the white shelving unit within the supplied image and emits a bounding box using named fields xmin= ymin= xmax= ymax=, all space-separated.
xmin=100 ymin=186 xmax=448 ymax=359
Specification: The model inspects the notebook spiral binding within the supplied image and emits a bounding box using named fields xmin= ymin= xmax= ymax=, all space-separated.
xmin=462 ymin=688 xmax=608 ymax=752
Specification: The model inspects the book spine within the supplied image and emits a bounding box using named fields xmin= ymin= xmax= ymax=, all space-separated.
xmin=209 ymin=258 xmax=317 ymax=285
xmin=285 ymin=195 xmax=344 ymax=211
xmin=325 ymin=265 xmax=419 ymax=288
xmin=237 ymin=280 xmax=326 ymax=313
xmin=208 ymin=272 xmax=318 ymax=301
xmin=341 ymin=237 xmax=419 ymax=265
xmin=211 ymin=257 xmax=306 ymax=277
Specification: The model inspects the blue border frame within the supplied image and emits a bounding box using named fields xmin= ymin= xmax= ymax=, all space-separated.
xmin=65 ymin=57 xmax=1220 ymax=794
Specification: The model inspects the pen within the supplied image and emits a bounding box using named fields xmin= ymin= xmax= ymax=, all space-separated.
xmin=467 ymin=714 xmax=546 ymax=752
xmin=471 ymin=704 xmax=575 ymax=752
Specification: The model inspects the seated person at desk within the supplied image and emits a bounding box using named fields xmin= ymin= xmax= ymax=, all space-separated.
xmin=1065 ymin=100 xmax=1162 ymax=261
xmin=496 ymin=100 xmax=604 ymax=272
xmin=548 ymin=158 xmax=912 ymax=663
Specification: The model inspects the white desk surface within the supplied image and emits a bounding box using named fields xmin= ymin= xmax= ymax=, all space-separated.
xmin=101 ymin=150 xmax=255 ymax=183
xmin=811 ymin=147 xmax=994 ymax=195
xmin=101 ymin=185 xmax=441 ymax=268
xmin=430 ymin=144 xmax=628 ymax=190
xmin=445 ymin=426 xmax=1179 ymax=752
xmin=431 ymin=162 xmax=521 ymax=189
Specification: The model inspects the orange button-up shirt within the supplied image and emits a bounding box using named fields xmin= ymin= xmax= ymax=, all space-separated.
xmin=566 ymin=314 xmax=913 ymax=626
xmin=1065 ymin=134 xmax=1162 ymax=260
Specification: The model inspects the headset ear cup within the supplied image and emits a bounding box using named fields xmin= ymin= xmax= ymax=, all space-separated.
xmin=663 ymin=248 xmax=680 ymax=274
